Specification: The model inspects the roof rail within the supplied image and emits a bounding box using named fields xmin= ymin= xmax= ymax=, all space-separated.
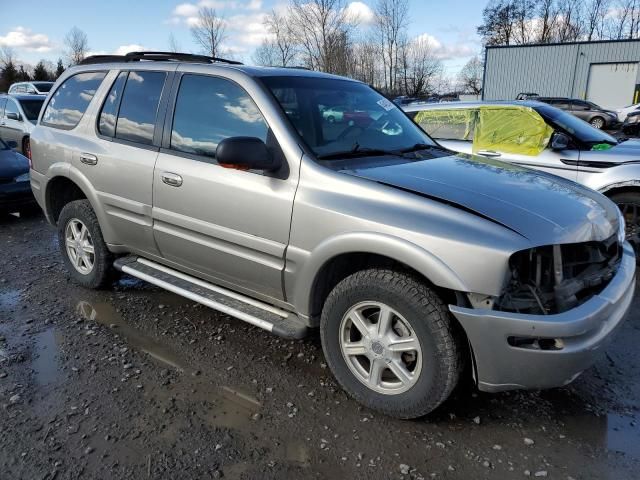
xmin=78 ymin=51 xmax=243 ymax=66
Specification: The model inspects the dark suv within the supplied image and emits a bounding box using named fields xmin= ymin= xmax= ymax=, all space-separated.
xmin=536 ymin=97 xmax=618 ymax=129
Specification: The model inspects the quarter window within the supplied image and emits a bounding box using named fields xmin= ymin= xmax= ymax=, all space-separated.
xmin=42 ymin=72 xmax=106 ymax=129
xmin=114 ymin=71 xmax=166 ymax=145
xmin=170 ymin=74 xmax=268 ymax=160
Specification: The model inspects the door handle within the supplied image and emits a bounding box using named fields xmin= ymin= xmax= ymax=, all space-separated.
xmin=80 ymin=153 xmax=98 ymax=165
xmin=477 ymin=150 xmax=501 ymax=158
xmin=161 ymin=172 xmax=183 ymax=187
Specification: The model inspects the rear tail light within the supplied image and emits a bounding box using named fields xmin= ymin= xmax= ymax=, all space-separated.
xmin=24 ymin=137 xmax=32 ymax=168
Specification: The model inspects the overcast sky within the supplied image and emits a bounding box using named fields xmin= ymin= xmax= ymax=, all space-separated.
xmin=0 ymin=0 xmax=485 ymax=75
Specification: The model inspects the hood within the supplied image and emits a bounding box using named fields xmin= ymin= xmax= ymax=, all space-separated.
xmin=346 ymin=152 xmax=620 ymax=245
xmin=578 ymin=138 xmax=640 ymax=165
xmin=0 ymin=149 xmax=29 ymax=179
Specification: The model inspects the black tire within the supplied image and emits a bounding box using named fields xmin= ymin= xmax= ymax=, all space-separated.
xmin=320 ymin=269 xmax=463 ymax=419
xmin=57 ymin=199 xmax=115 ymax=289
xmin=590 ymin=116 xmax=605 ymax=129
xmin=610 ymin=191 xmax=640 ymax=258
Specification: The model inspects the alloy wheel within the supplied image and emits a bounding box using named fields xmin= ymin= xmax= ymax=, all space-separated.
xmin=339 ymin=301 xmax=422 ymax=395
xmin=65 ymin=218 xmax=95 ymax=274
xmin=590 ymin=117 xmax=605 ymax=129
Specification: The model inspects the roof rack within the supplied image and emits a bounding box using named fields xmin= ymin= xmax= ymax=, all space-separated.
xmin=78 ymin=51 xmax=243 ymax=66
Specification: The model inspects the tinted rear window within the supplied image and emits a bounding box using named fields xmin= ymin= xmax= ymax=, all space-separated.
xmin=115 ymin=71 xmax=166 ymax=145
xmin=19 ymin=99 xmax=45 ymax=121
xmin=32 ymin=82 xmax=53 ymax=92
xmin=42 ymin=72 xmax=106 ymax=129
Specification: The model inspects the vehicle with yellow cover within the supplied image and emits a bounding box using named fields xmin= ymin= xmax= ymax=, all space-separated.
xmin=405 ymin=101 xmax=640 ymax=256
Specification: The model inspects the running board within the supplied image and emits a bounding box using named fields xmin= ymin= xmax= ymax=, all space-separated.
xmin=113 ymin=256 xmax=308 ymax=339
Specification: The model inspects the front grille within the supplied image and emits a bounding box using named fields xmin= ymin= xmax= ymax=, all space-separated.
xmin=495 ymin=235 xmax=621 ymax=314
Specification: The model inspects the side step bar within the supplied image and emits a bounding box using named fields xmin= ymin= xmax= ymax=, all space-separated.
xmin=114 ymin=256 xmax=308 ymax=339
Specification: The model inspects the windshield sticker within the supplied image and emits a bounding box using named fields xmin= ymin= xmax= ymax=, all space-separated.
xmin=377 ymin=98 xmax=396 ymax=111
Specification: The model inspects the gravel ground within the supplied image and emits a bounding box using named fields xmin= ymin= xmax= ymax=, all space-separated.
xmin=0 ymin=213 xmax=639 ymax=480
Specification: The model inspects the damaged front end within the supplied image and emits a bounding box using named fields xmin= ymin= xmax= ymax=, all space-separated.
xmin=495 ymin=234 xmax=622 ymax=315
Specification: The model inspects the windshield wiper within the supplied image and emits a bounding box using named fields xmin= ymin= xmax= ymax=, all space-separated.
xmin=398 ymin=143 xmax=437 ymax=154
xmin=316 ymin=145 xmax=404 ymax=160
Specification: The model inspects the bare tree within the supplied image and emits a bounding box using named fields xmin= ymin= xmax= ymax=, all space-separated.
xmin=64 ymin=27 xmax=89 ymax=66
xmin=258 ymin=9 xmax=297 ymax=66
xmin=0 ymin=46 xmax=16 ymax=68
xmin=401 ymin=36 xmax=442 ymax=97
xmin=536 ymin=0 xmax=559 ymax=42
xmin=555 ymin=0 xmax=583 ymax=41
xmin=168 ymin=33 xmax=181 ymax=53
xmin=190 ymin=7 xmax=227 ymax=58
xmin=477 ymin=0 xmax=517 ymax=46
xmin=457 ymin=56 xmax=484 ymax=94
xmin=288 ymin=0 xmax=354 ymax=74
xmin=374 ymin=0 xmax=409 ymax=93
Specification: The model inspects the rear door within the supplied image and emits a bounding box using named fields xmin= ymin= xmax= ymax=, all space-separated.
xmin=570 ymin=100 xmax=591 ymax=121
xmin=78 ymin=69 xmax=172 ymax=256
xmin=151 ymin=72 xmax=298 ymax=301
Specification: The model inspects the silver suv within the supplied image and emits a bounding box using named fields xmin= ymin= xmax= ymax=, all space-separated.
xmin=29 ymin=52 xmax=636 ymax=418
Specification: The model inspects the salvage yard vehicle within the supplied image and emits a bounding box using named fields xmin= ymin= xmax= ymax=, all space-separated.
xmin=406 ymin=101 xmax=640 ymax=255
xmin=8 ymin=81 xmax=54 ymax=95
xmin=29 ymin=52 xmax=635 ymax=419
xmin=0 ymin=93 xmax=46 ymax=156
xmin=534 ymin=97 xmax=618 ymax=129
xmin=0 ymin=138 xmax=36 ymax=216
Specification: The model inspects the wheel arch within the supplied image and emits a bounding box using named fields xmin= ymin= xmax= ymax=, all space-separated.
xmin=292 ymin=232 xmax=470 ymax=320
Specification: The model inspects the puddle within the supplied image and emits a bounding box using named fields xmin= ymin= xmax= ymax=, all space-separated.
xmin=0 ymin=289 xmax=21 ymax=309
xmin=564 ymin=412 xmax=640 ymax=458
xmin=206 ymin=385 xmax=262 ymax=430
xmin=32 ymin=329 xmax=61 ymax=386
xmin=75 ymin=300 xmax=187 ymax=371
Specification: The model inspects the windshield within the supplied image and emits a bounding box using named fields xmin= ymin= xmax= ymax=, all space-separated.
xmin=32 ymin=82 xmax=53 ymax=92
xmin=18 ymin=99 xmax=45 ymax=121
xmin=260 ymin=76 xmax=437 ymax=159
xmin=534 ymin=104 xmax=617 ymax=146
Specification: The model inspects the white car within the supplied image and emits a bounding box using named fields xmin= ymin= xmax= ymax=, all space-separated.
xmin=616 ymin=103 xmax=640 ymax=122
xmin=8 ymin=81 xmax=54 ymax=96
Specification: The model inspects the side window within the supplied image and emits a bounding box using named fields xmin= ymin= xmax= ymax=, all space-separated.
xmin=5 ymin=99 xmax=20 ymax=119
xmin=98 ymin=72 xmax=127 ymax=137
xmin=413 ymin=109 xmax=476 ymax=141
xmin=42 ymin=72 xmax=107 ymax=129
xmin=115 ymin=71 xmax=166 ymax=145
xmin=0 ymin=98 xmax=7 ymax=118
xmin=170 ymin=74 xmax=268 ymax=160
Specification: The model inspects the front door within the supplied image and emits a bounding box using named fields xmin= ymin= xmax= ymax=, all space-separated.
xmin=152 ymin=73 xmax=298 ymax=301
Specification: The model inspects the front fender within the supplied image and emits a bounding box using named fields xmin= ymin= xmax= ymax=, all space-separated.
xmin=287 ymin=232 xmax=470 ymax=318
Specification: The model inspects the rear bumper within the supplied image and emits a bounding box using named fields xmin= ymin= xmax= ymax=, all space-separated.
xmin=0 ymin=181 xmax=36 ymax=212
xmin=450 ymin=242 xmax=636 ymax=392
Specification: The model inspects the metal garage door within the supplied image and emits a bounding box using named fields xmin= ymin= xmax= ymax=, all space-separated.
xmin=586 ymin=62 xmax=638 ymax=109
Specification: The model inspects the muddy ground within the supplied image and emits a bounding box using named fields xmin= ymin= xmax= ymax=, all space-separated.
xmin=0 ymin=213 xmax=639 ymax=480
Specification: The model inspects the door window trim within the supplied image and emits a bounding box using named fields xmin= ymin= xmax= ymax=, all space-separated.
xmin=160 ymin=72 xmax=283 ymax=176
xmin=94 ymin=69 xmax=173 ymax=152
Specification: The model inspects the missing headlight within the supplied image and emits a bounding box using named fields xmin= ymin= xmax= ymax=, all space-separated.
xmin=495 ymin=236 xmax=621 ymax=314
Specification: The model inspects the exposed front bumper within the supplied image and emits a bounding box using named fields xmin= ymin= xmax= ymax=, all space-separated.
xmin=450 ymin=242 xmax=636 ymax=393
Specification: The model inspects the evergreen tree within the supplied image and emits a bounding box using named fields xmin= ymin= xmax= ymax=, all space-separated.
xmin=55 ymin=58 xmax=65 ymax=78
xmin=0 ymin=60 xmax=18 ymax=92
xmin=33 ymin=61 xmax=51 ymax=81
xmin=17 ymin=65 xmax=31 ymax=82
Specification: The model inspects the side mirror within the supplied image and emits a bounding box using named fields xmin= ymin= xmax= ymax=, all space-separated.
xmin=6 ymin=112 xmax=20 ymax=121
xmin=6 ymin=140 xmax=17 ymax=149
xmin=550 ymin=132 xmax=570 ymax=150
xmin=216 ymin=137 xmax=280 ymax=171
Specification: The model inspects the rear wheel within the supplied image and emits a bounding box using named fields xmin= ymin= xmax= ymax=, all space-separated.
xmin=590 ymin=116 xmax=605 ymax=129
xmin=58 ymin=200 xmax=115 ymax=289
xmin=611 ymin=191 xmax=640 ymax=257
xmin=320 ymin=269 xmax=462 ymax=419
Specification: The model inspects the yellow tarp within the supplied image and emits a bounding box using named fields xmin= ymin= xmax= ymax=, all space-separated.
xmin=474 ymin=106 xmax=553 ymax=156
xmin=414 ymin=105 xmax=553 ymax=157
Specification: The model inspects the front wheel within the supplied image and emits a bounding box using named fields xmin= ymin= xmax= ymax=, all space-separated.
xmin=320 ymin=269 xmax=463 ymax=419
xmin=57 ymin=199 xmax=116 ymax=289
xmin=590 ymin=116 xmax=605 ymax=129
xmin=611 ymin=192 xmax=640 ymax=257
